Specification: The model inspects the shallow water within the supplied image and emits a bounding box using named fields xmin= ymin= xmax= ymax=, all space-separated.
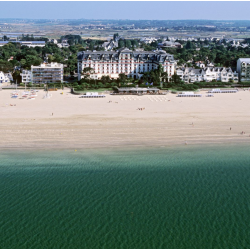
xmin=1 ymin=145 xmax=250 ymax=248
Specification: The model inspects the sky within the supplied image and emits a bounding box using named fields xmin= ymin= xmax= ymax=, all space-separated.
xmin=0 ymin=1 xmax=250 ymax=20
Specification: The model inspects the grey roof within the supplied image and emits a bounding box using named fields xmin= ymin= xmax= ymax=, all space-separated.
xmin=77 ymin=49 xmax=174 ymax=63
xmin=0 ymin=41 xmax=45 ymax=44
xmin=19 ymin=41 xmax=45 ymax=44
xmin=238 ymin=58 xmax=250 ymax=63
xmin=178 ymin=66 xmax=233 ymax=74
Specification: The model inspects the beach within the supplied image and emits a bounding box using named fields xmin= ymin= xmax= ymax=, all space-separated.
xmin=1 ymin=88 xmax=250 ymax=149
xmin=2 ymin=89 xmax=250 ymax=249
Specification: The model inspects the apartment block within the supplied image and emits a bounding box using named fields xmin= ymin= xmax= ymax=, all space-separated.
xmin=237 ymin=58 xmax=250 ymax=82
xmin=20 ymin=70 xmax=32 ymax=84
xmin=31 ymin=63 xmax=63 ymax=84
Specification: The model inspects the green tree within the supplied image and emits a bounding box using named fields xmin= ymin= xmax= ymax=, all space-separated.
xmin=125 ymin=40 xmax=131 ymax=48
xmin=185 ymin=41 xmax=194 ymax=50
xmin=81 ymin=67 xmax=95 ymax=81
xmin=113 ymin=33 xmax=119 ymax=41
xmin=12 ymin=70 xmax=21 ymax=84
xmin=118 ymin=73 xmax=127 ymax=83
xmin=0 ymin=60 xmax=13 ymax=72
xmin=118 ymin=40 xmax=125 ymax=48
xmin=101 ymin=75 xmax=111 ymax=85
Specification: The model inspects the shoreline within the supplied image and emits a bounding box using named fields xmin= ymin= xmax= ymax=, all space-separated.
xmin=0 ymin=134 xmax=250 ymax=151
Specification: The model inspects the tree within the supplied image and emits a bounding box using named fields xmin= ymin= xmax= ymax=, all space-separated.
xmin=101 ymin=75 xmax=111 ymax=85
xmin=185 ymin=41 xmax=194 ymax=50
xmin=89 ymin=42 xmax=94 ymax=51
xmin=0 ymin=60 xmax=13 ymax=72
xmin=113 ymin=33 xmax=119 ymax=41
xmin=118 ymin=73 xmax=127 ymax=83
xmin=131 ymin=40 xmax=139 ymax=47
xmin=81 ymin=67 xmax=95 ymax=81
xmin=118 ymin=40 xmax=125 ymax=48
xmin=3 ymin=35 xmax=8 ymax=41
xmin=125 ymin=40 xmax=131 ymax=48
xmin=170 ymin=73 xmax=182 ymax=84
xmin=12 ymin=70 xmax=21 ymax=84
xmin=20 ymin=59 xmax=26 ymax=67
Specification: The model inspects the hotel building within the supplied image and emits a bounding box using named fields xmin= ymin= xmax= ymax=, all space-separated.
xmin=77 ymin=48 xmax=176 ymax=80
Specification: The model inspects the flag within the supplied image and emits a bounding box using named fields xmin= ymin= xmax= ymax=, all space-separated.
xmin=145 ymin=82 xmax=148 ymax=85
xmin=150 ymin=82 xmax=153 ymax=86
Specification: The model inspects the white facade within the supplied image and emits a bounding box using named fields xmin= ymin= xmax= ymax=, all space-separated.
xmin=195 ymin=61 xmax=205 ymax=68
xmin=0 ymin=41 xmax=45 ymax=47
xmin=20 ymin=70 xmax=32 ymax=84
xmin=140 ymin=37 xmax=157 ymax=44
xmin=77 ymin=49 xmax=176 ymax=80
xmin=51 ymin=39 xmax=58 ymax=44
xmin=31 ymin=63 xmax=64 ymax=84
xmin=57 ymin=43 xmax=69 ymax=48
xmin=237 ymin=58 xmax=250 ymax=82
xmin=0 ymin=71 xmax=12 ymax=85
xmin=177 ymin=67 xmax=238 ymax=83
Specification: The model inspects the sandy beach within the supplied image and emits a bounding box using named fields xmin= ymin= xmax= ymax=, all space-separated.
xmin=1 ymin=88 xmax=250 ymax=149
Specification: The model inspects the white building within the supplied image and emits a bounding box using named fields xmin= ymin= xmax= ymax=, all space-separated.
xmin=102 ymin=40 xmax=118 ymax=51
xmin=57 ymin=42 xmax=69 ymax=48
xmin=177 ymin=67 xmax=238 ymax=83
xmin=77 ymin=48 xmax=176 ymax=80
xmin=237 ymin=58 xmax=250 ymax=82
xmin=51 ymin=39 xmax=58 ymax=44
xmin=0 ymin=71 xmax=12 ymax=85
xmin=31 ymin=63 xmax=63 ymax=84
xmin=20 ymin=63 xmax=64 ymax=84
xmin=140 ymin=37 xmax=157 ymax=44
xmin=0 ymin=41 xmax=45 ymax=48
xmin=20 ymin=70 xmax=32 ymax=84
xmin=195 ymin=61 xmax=205 ymax=68
xmin=158 ymin=41 xmax=183 ymax=49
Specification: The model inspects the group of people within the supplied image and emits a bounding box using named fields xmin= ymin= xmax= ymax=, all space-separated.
xmin=137 ymin=108 xmax=145 ymax=111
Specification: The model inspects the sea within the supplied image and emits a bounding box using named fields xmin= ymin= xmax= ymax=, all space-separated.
xmin=1 ymin=144 xmax=250 ymax=249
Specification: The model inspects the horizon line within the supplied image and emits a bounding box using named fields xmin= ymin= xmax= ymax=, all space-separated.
xmin=1 ymin=18 xmax=250 ymax=21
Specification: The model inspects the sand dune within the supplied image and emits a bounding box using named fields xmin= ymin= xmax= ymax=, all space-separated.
xmin=1 ymin=88 xmax=250 ymax=149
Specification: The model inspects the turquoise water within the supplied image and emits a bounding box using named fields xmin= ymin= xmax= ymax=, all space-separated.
xmin=1 ymin=145 xmax=250 ymax=248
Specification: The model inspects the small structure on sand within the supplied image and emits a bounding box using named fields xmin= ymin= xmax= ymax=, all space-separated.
xmin=208 ymin=89 xmax=238 ymax=93
xmin=177 ymin=92 xmax=202 ymax=97
xmin=79 ymin=92 xmax=106 ymax=98
xmin=114 ymin=85 xmax=160 ymax=95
